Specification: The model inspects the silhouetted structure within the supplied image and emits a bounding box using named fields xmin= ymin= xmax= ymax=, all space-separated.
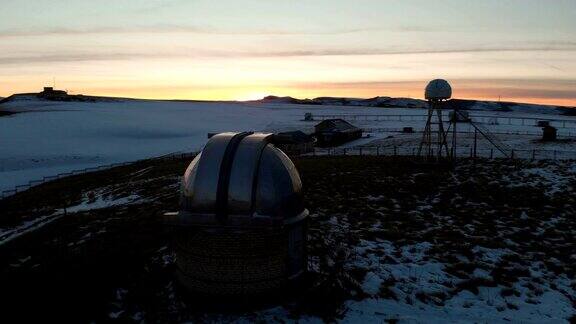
xmin=419 ymin=79 xmax=452 ymax=158
xmin=314 ymin=119 xmax=362 ymax=147
xmin=38 ymin=87 xmax=67 ymax=100
xmin=542 ymin=126 xmax=557 ymax=141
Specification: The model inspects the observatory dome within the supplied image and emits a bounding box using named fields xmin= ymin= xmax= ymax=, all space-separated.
xmin=173 ymin=132 xmax=309 ymax=296
xmin=425 ymin=79 xmax=452 ymax=100
xmin=179 ymin=132 xmax=306 ymax=223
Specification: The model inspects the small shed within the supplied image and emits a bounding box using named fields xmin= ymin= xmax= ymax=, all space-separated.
xmin=272 ymin=131 xmax=315 ymax=156
xmin=542 ymin=126 xmax=557 ymax=141
xmin=314 ymin=119 xmax=362 ymax=147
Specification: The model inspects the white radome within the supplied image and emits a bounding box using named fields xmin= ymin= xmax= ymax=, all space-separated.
xmin=425 ymin=79 xmax=452 ymax=100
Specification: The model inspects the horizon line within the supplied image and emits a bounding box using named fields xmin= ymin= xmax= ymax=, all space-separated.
xmin=2 ymin=90 xmax=575 ymax=109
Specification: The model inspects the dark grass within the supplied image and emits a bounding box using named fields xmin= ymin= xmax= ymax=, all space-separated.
xmin=1 ymin=156 xmax=575 ymax=321
xmin=0 ymin=159 xmax=189 ymax=227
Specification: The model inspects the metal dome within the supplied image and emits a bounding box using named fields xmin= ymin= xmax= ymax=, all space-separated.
xmin=178 ymin=132 xmax=307 ymax=226
xmin=425 ymin=79 xmax=452 ymax=100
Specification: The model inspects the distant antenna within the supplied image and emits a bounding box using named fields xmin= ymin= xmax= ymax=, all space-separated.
xmin=418 ymin=79 xmax=452 ymax=158
xmin=418 ymin=80 xmax=513 ymax=159
xmin=53 ymin=77 xmax=56 ymax=88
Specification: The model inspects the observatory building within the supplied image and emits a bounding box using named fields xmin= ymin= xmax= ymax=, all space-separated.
xmin=37 ymin=87 xmax=67 ymax=100
xmin=168 ymin=132 xmax=308 ymax=296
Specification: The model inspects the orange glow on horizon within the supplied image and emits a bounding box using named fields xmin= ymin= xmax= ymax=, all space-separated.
xmin=95 ymin=87 xmax=576 ymax=107
xmin=3 ymin=81 xmax=575 ymax=108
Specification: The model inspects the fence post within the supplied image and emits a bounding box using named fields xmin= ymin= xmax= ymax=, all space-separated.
xmin=473 ymin=129 xmax=478 ymax=158
xmin=490 ymin=149 xmax=494 ymax=159
xmin=532 ymin=149 xmax=536 ymax=161
xmin=376 ymin=146 xmax=380 ymax=156
xmin=394 ymin=146 xmax=397 ymax=156
xmin=511 ymin=150 xmax=515 ymax=160
xmin=359 ymin=147 xmax=363 ymax=156
xmin=343 ymin=148 xmax=347 ymax=156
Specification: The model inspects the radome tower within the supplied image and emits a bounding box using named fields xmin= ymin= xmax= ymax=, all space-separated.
xmin=418 ymin=79 xmax=453 ymax=158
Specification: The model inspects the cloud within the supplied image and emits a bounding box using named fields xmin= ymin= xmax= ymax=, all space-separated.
xmin=0 ymin=25 xmax=206 ymax=37
xmin=0 ymin=24 xmax=386 ymax=37
xmin=251 ymin=45 xmax=576 ymax=57
xmin=0 ymin=24 xmax=456 ymax=38
xmin=0 ymin=52 xmax=151 ymax=64
xmin=2 ymin=43 xmax=576 ymax=66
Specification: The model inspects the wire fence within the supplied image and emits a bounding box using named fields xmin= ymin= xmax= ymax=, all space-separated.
xmin=307 ymin=145 xmax=576 ymax=160
xmin=3 ymin=141 xmax=575 ymax=201
xmin=0 ymin=151 xmax=199 ymax=200
xmin=311 ymin=113 xmax=576 ymax=130
xmin=363 ymin=127 xmax=576 ymax=138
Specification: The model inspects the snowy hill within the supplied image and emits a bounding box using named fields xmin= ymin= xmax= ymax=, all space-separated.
xmin=255 ymin=95 xmax=575 ymax=116
xmin=3 ymin=92 xmax=574 ymax=116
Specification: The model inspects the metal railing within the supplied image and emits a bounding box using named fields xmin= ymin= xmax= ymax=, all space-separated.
xmin=310 ymin=113 xmax=576 ymax=129
xmin=363 ymin=127 xmax=576 ymax=137
xmin=306 ymin=145 xmax=576 ymax=160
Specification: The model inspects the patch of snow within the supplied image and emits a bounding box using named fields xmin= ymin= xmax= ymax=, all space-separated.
xmin=63 ymin=193 xmax=144 ymax=213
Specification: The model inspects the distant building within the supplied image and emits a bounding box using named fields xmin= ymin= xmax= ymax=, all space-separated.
xmin=38 ymin=87 xmax=67 ymax=100
xmin=542 ymin=125 xmax=557 ymax=141
xmin=272 ymin=131 xmax=315 ymax=156
xmin=314 ymin=119 xmax=362 ymax=147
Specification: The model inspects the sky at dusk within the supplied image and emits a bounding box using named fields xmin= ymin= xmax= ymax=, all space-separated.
xmin=1 ymin=0 xmax=575 ymax=105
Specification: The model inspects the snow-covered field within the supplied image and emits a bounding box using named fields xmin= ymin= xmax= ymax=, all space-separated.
xmin=2 ymin=97 xmax=576 ymax=192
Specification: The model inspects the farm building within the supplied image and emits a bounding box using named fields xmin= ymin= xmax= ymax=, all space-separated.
xmin=272 ymin=131 xmax=315 ymax=156
xmin=314 ymin=119 xmax=362 ymax=147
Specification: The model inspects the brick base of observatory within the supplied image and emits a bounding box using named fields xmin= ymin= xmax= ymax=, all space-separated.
xmin=175 ymin=224 xmax=306 ymax=296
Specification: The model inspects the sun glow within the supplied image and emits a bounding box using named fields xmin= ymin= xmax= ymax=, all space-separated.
xmin=235 ymin=92 xmax=272 ymax=101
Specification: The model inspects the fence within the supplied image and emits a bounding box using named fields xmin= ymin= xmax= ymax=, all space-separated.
xmin=311 ymin=113 xmax=576 ymax=130
xmin=0 ymin=151 xmax=199 ymax=200
xmin=362 ymin=127 xmax=576 ymax=138
xmin=3 ymin=141 xmax=575 ymax=201
xmin=306 ymin=145 xmax=576 ymax=160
